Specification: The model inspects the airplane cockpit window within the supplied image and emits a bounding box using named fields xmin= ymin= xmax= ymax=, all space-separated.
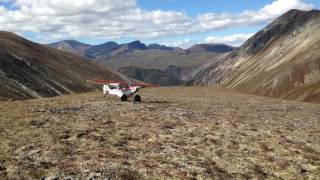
xmin=119 ymin=84 xmax=129 ymax=89
xmin=108 ymin=85 xmax=117 ymax=90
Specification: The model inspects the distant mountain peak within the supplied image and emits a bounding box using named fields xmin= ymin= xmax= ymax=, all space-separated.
xmin=64 ymin=39 xmax=81 ymax=43
xmin=84 ymin=41 xmax=120 ymax=58
xmin=51 ymin=39 xmax=90 ymax=47
xmin=102 ymin=41 xmax=118 ymax=46
xmin=126 ymin=40 xmax=147 ymax=50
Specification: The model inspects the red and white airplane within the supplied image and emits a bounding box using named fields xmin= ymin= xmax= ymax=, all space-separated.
xmin=87 ymin=79 xmax=157 ymax=102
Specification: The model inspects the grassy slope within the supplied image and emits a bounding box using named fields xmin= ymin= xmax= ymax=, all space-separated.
xmin=0 ymin=87 xmax=319 ymax=179
xmin=97 ymin=50 xmax=224 ymax=80
xmin=223 ymin=26 xmax=320 ymax=102
xmin=223 ymin=10 xmax=320 ymax=103
xmin=100 ymin=50 xmax=219 ymax=68
xmin=0 ymin=31 xmax=122 ymax=100
xmin=192 ymin=10 xmax=320 ymax=103
xmin=118 ymin=66 xmax=184 ymax=86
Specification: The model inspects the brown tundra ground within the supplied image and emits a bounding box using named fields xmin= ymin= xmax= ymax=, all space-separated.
xmin=0 ymin=87 xmax=319 ymax=179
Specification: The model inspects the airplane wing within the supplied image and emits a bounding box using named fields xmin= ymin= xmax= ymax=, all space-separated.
xmin=87 ymin=79 xmax=159 ymax=88
xmin=130 ymin=82 xmax=158 ymax=88
xmin=87 ymin=79 xmax=129 ymax=85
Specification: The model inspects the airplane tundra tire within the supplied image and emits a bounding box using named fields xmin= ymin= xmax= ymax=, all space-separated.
xmin=121 ymin=94 xmax=128 ymax=101
xmin=134 ymin=95 xmax=141 ymax=102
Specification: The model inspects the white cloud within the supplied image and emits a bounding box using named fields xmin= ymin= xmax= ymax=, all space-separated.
xmin=0 ymin=6 xmax=6 ymax=13
xmin=163 ymin=39 xmax=192 ymax=48
xmin=204 ymin=33 xmax=255 ymax=46
xmin=196 ymin=0 xmax=314 ymax=31
xmin=0 ymin=0 xmax=315 ymax=43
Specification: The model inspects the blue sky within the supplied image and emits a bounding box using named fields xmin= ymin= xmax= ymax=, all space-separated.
xmin=0 ymin=0 xmax=319 ymax=48
xmin=139 ymin=0 xmax=320 ymax=14
xmin=139 ymin=0 xmax=274 ymax=15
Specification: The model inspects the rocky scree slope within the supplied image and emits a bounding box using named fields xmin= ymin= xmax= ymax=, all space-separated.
xmin=192 ymin=9 xmax=320 ymax=103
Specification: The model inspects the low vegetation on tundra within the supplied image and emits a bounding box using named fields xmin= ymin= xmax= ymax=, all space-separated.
xmin=0 ymin=87 xmax=319 ymax=179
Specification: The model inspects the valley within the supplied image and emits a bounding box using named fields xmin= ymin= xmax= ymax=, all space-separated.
xmin=50 ymin=41 xmax=233 ymax=86
xmin=1 ymin=1 xmax=320 ymax=179
xmin=48 ymin=9 xmax=320 ymax=103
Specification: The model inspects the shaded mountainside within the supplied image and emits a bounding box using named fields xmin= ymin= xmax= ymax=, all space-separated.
xmin=85 ymin=42 xmax=120 ymax=58
xmin=97 ymin=49 xmax=228 ymax=82
xmin=118 ymin=66 xmax=183 ymax=86
xmin=187 ymin=44 xmax=235 ymax=53
xmin=147 ymin=43 xmax=176 ymax=51
xmin=0 ymin=31 xmax=122 ymax=100
xmin=192 ymin=9 xmax=320 ymax=103
xmin=50 ymin=40 xmax=233 ymax=85
xmin=49 ymin=40 xmax=91 ymax=57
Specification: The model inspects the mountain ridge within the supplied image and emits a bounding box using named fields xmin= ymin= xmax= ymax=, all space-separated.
xmin=0 ymin=31 xmax=122 ymax=100
xmin=191 ymin=9 xmax=320 ymax=103
xmin=49 ymin=40 xmax=234 ymax=85
xmin=49 ymin=40 xmax=235 ymax=55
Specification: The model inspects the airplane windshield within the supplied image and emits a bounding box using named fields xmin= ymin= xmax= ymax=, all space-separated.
xmin=108 ymin=84 xmax=118 ymax=90
xmin=119 ymin=84 xmax=129 ymax=89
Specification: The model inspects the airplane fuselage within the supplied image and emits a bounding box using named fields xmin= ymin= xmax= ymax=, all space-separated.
xmin=103 ymin=83 xmax=140 ymax=98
